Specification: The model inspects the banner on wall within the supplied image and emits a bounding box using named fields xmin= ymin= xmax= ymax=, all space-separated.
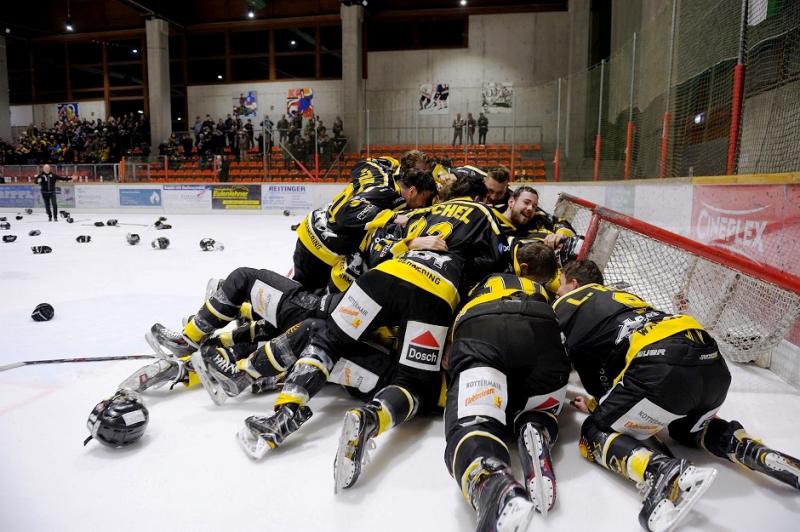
xmin=75 ymin=185 xmax=118 ymax=208
xmin=163 ymin=185 xmax=212 ymax=209
xmin=119 ymin=188 xmax=162 ymax=207
xmin=261 ymin=183 xmax=314 ymax=213
xmin=0 ymin=185 xmax=36 ymax=208
xmin=233 ymin=91 xmax=258 ymax=119
xmin=57 ymin=102 xmax=80 ymax=122
xmin=418 ymin=83 xmax=450 ymax=114
xmin=481 ymin=82 xmax=513 ymax=113
xmin=690 ymin=184 xmax=800 ymax=277
xmin=212 ymin=185 xmax=261 ymax=210
xmin=34 ymin=184 xmax=75 ymax=209
xmin=287 ymin=88 xmax=314 ymax=118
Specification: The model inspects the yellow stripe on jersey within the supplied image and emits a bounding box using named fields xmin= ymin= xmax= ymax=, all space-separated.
xmin=330 ymin=258 xmax=356 ymax=293
xmin=454 ymin=279 xmax=545 ymax=325
xmin=374 ymin=258 xmax=460 ymax=310
xmin=297 ymin=213 xmax=342 ymax=266
xmin=614 ymin=314 xmax=706 ymax=385
xmin=552 ymin=282 xmax=605 ymax=311
xmin=365 ymin=208 xmax=396 ymax=231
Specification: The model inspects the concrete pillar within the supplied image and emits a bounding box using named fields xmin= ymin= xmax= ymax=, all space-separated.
xmin=341 ymin=4 xmax=364 ymax=153
xmin=146 ymin=18 xmax=171 ymax=155
xmin=564 ymin=0 xmax=590 ymax=168
xmin=0 ymin=37 xmax=11 ymax=141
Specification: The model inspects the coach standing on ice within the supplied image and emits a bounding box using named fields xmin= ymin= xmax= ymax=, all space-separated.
xmin=35 ymin=164 xmax=71 ymax=221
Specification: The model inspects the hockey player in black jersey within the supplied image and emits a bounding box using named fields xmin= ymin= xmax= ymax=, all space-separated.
xmin=444 ymin=242 xmax=571 ymax=532
xmin=554 ymin=260 xmax=800 ymax=532
xmin=235 ymin=172 xmax=507 ymax=468
xmin=147 ymin=267 xmax=329 ymax=360
xmin=292 ymin=154 xmax=437 ymax=291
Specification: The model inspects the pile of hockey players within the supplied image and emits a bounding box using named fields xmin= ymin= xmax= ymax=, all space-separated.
xmin=86 ymin=151 xmax=799 ymax=532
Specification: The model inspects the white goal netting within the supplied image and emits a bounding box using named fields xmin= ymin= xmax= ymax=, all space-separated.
xmin=555 ymin=195 xmax=800 ymax=374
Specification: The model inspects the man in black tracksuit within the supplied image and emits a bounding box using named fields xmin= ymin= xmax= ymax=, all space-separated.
xmin=35 ymin=164 xmax=72 ymax=221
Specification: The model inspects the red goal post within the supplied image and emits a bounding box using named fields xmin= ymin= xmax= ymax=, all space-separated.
xmin=554 ymin=193 xmax=800 ymax=376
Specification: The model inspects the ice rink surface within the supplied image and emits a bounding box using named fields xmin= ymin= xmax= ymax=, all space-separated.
xmin=1 ymin=210 xmax=798 ymax=532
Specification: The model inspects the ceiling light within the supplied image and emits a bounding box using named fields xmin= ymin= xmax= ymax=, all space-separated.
xmin=65 ymin=18 xmax=74 ymax=32
xmin=132 ymin=48 xmax=138 ymax=54
xmin=247 ymin=6 xmax=255 ymax=19
xmin=290 ymin=40 xmax=297 ymax=46
xmin=177 ymin=117 xmax=182 ymax=121
xmin=460 ymin=0 xmax=467 ymax=6
xmin=217 ymin=74 xmax=223 ymax=80
xmin=137 ymin=110 xmax=144 ymax=114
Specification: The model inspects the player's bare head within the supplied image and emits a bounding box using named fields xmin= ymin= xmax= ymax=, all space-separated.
xmin=505 ymin=186 xmax=539 ymax=226
xmin=446 ymin=167 xmax=488 ymax=201
xmin=42 ymin=164 xmax=51 ymax=173
xmin=558 ymin=259 xmax=604 ymax=296
xmin=401 ymin=150 xmax=431 ymax=171
xmin=398 ymin=168 xmax=437 ymax=208
xmin=484 ymin=166 xmax=510 ymax=203
xmin=516 ymin=242 xmax=558 ymax=285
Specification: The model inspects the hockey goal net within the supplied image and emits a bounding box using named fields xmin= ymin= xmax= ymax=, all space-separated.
xmin=554 ymin=194 xmax=800 ymax=378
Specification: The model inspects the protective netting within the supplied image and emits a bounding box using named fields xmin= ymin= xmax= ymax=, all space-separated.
xmin=554 ymin=0 xmax=800 ymax=180
xmin=555 ymin=196 xmax=800 ymax=369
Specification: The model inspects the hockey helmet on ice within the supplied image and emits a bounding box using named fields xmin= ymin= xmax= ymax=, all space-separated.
xmin=84 ymin=390 xmax=149 ymax=448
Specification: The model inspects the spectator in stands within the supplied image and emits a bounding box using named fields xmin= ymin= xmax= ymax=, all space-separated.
xmin=277 ymin=115 xmax=289 ymax=144
xmin=236 ymin=128 xmax=252 ymax=162
xmin=478 ymin=112 xmax=489 ymax=145
xmin=193 ymin=116 xmax=203 ymax=142
xmin=452 ymin=113 xmax=464 ymax=145
xmin=291 ymin=112 xmax=302 ymax=132
xmin=485 ymin=166 xmax=511 ymax=208
xmin=181 ymin=133 xmax=193 ymax=158
xmin=245 ymin=119 xmax=255 ymax=144
xmin=333 ymin=116 xmax=343 ymax=138
xmin=466 ymin=113 xmax=476 ymax=145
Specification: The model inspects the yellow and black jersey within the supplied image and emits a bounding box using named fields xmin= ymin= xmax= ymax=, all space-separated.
xmin=553 ymin=283 xmax=705 ymax=399
xmin=453 ymin=273 xmax=550 ymax=331
xmin=348 ymin=156 xmax=401 ymax=191
xmin=297 ymin=157 xmax=405 ymax=266
xmin=368 ymin=197 xmax=510 ymax=310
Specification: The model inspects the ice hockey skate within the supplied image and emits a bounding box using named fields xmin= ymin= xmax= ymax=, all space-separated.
xmin=190 ymin=345 xmax=253 ymax=406
xmin=518 ymin=423 xmax=556 ymax=517
xmin=333 ymin=405 xmax=379 ymax=493
xmin=145 ymin=323 xmax=198 ymax=358
xmin=471 ymin=461 xmax=536 ymax=532
xmin=638 ymin=458 xmax=717 ymax=532
xmin=237 ymin=404 xmax=313 ymax=459
xmin=726 ymin=425 xmax=800 ymax=490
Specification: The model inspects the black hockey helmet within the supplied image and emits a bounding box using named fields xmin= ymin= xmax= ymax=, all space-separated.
xmin=199 ymin=237 xmax=216 ymax=251
xmin=84 ymin=390 xmax=149 ymax=448
xmin=151 ymin=237 xmax=170 ymax=249
xmin=126 ymin=233 xmax=141 ymax=245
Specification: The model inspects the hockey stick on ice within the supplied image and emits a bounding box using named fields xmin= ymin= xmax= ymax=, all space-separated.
xmin=0 ymin=354 xmax=158 ymax=372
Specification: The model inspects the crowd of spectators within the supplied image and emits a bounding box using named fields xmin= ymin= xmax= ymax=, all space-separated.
xmin=1 ymin=113 xmax=149 ymax=165
xmin=159 ymin=113 xmax=346 ymax=167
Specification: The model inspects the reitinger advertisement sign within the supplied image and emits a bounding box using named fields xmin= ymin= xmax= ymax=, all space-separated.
xmin=120 ymin=187 xmax=162 ymax=207
xmin=163 ymin=185 xmax=212 ymax=209
xmin=212 ymin=185 xmax=261 ymax=210
xmin=261 ymin=183 xmax=313 ymax=213
xmin=0 ymin=185 xmax=37 ymax=208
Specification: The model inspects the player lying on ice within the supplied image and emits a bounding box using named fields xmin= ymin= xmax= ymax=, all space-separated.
xmin=554 ymin=259 xmax=800 ymax=532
